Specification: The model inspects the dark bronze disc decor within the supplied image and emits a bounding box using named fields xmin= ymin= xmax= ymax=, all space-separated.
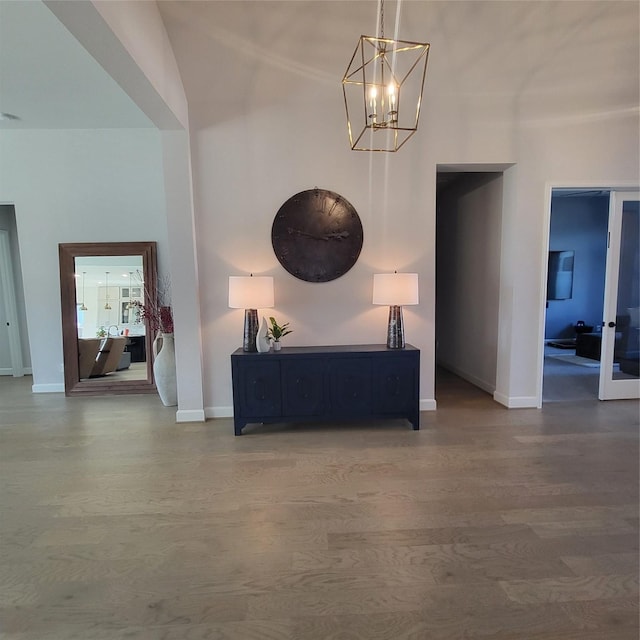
xmin=271 ymin=188 xmax=363 ymax=283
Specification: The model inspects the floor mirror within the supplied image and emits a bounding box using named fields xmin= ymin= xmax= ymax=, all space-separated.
xmin=59 ymin=241 xmax=158 ymax=396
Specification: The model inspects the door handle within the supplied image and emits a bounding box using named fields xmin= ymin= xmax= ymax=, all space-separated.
xmin=608 ymin=321 xmax=616 ymax=328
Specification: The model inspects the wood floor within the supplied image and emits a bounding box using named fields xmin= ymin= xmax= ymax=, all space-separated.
xmin=1 ymin=373 xmax=638 ymax=639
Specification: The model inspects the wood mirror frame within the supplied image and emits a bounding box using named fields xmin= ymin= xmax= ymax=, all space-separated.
xmin=59 ymin=241 xmax=158 ymax=396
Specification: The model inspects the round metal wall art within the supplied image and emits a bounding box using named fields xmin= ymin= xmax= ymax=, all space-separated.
xmin=271 ymin=188 xmax=363 ymax=283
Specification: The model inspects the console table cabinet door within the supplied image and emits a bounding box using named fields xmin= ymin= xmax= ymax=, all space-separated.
xmin=234 ymin=361 xmax=281 ymax=418
xmin=282 ymin=360 xmax=325 ymax=416
xmin=374 ymin=357 xmax=419 ymax=415
xmin=328 ymin=358 xmax=372 ymax=417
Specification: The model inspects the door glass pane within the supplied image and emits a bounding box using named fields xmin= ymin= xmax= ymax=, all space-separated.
xmin=613 ymin=200 xmax=639 ymax=380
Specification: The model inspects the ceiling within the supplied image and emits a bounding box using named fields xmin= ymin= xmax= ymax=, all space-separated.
xmin=75 ymin=256 xmax=145 ymax=289
xmin=1 ymin=1 xmax=637 ymax=133
xmin=0 ymin=1 xmax=152 ymax=129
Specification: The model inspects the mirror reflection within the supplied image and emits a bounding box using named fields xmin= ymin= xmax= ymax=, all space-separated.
xmin=59 ymin=241 xmax=157 ymax=397
xmin=74 ymin=256 xmax=147 ymax=381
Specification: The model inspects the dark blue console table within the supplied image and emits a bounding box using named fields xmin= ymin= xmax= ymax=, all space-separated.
xmin=231 ymin=344 xmax=420 ymax=435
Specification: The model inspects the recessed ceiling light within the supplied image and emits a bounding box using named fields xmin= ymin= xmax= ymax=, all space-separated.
xmin=0 ymin=113 xmax=20 ymax=121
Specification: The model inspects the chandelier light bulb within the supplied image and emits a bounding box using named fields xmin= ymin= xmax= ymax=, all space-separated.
xmin=369 ymin=86 xmax=378 ymax=117
xmin=387 ymin=83 xmax=397 ymax=122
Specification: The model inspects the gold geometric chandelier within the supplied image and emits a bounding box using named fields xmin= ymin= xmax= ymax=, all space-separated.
xmin=342 ymin=0 xmax=430 ymax=152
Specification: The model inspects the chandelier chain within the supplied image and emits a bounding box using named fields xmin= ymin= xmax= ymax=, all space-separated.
xmin=380 ymin=0 xmax=384 ymax=39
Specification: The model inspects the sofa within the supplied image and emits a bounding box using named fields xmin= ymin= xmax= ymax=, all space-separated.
xmin=575 ymin=310 xmax=639 ymax=376
xmin=78 ymin=337 xmax=128 ymax=379
xmin=619 ymin=308 xmax=640 ymax=375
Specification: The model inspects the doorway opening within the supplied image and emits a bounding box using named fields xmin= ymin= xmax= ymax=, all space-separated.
xmin=435 ymin=167 xmax=505 ymax=404
xmin=542 ymin=189 xmax=609 ymax=403
xmin=541 ymin=188 xmax=639 ymax=404
xmin=0 ymin=204 xmax=30 ymax=377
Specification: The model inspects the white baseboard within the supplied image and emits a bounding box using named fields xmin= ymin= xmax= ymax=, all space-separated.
xmin=0 ymin=367 xmax=31 ymax=376
xmin=439 ymin=362 xmax=538 ymax=409
xmin=493 ymin=392 xmax=538 ymax=408
xmin=32 ymin=383 xmax=65 ymax=393
xmin=176 ymin=409 xmax=206 ymax=423
xmin=420 ymin=399 xmax=437 ymax=411
xmin=206 ymin=406 xmax=233 ymax=419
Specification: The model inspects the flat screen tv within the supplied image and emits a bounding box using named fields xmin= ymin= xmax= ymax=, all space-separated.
xmin=547 ymin=250 xmax=574 ymax=300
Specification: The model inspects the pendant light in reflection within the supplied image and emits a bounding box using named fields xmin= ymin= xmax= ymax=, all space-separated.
xmin=80 ymin=271 xmax=88 ymax=311
xmin=126 ymin=271 xmax=133 ymax=309
xmin=104 ymin=272 xmax=112 ymax=310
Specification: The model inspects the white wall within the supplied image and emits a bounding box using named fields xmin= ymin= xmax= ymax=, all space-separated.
xmin=160 ymin=0 xmax=638 ymax=414
xmin=436 ymin=173 xmax=503 ymax=394
xmin=46 ymin=1 xmax=204 ymax=418
xmin=161 ymin=130 xmax=205 ymax=422
xmin=4 ymin=1 xmax=638 ymax=415
xmin=45 ymin=0 xmax=188 ymax=130
xmin=0 ymin=129 xmax=169 ymax=392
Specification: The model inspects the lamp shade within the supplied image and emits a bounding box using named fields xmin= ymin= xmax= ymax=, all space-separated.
xmin=228 ymin=276 xmax=274 ymax=309
xmin=372 ymin=273 xmax=419 ymax=306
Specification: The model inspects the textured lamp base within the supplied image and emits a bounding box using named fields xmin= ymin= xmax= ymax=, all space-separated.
xmin=387 ymin=305 xmax=405 ymax=349
xmin=243 ymin=309 xmax=259 ymax=352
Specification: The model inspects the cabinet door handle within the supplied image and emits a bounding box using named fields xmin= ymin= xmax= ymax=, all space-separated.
xmin=608 ymin=321 xmax=616 ymax=328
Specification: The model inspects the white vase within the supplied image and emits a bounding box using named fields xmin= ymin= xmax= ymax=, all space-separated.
xmin=153 ymin=332 xmax=177 ymax=406
xmin=273 ymin=341 xmax=282 ymax=351
xmin=256 ymin=316 xmax=271 ymax=353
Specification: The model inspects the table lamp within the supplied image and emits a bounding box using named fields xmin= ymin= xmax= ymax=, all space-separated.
xmin=372 ymin=272 xmax=419 ymax=348
xmin=229 ymin=275 xmax=274 ymax=351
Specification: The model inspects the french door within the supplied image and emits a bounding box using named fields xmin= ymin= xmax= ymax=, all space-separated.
xmin=599 ymin=191 xmax=640 ymax=400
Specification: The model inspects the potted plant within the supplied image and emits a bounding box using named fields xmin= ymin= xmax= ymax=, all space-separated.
xmin=130 ymin=273 xmax=173 ymax=336
xmin=267 ymin=317 xmax=292 ymax=351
